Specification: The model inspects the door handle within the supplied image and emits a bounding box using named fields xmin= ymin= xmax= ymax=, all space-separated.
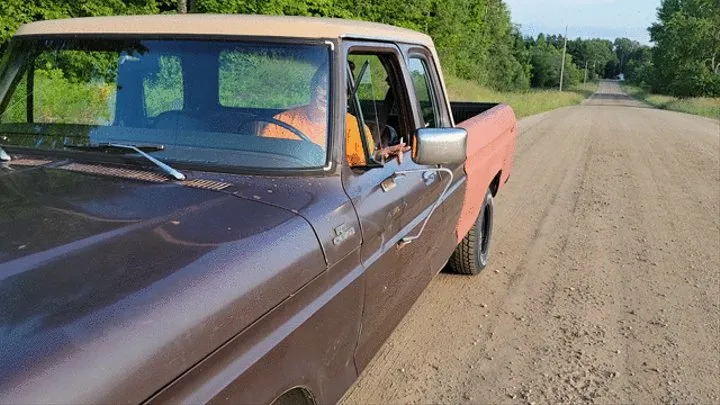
xmin=394 ymin=168 xmax=453 ymax=247
xmin=381 ymin=175 xmax=397 ymax=192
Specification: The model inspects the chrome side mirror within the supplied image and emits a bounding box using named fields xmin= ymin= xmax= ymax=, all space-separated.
xmin=412 ymin=127 xmax=467 ymax=165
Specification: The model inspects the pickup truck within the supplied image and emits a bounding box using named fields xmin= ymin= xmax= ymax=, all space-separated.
xmin=0 ymin=14 xmax=517 ymax=405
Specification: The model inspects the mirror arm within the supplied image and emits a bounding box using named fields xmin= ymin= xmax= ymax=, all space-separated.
xmin=395 ymin=167 xmax=453 ymax=246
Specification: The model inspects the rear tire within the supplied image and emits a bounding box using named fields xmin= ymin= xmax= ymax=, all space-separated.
xmin=448 ymin=188 xmax=494 ymax=275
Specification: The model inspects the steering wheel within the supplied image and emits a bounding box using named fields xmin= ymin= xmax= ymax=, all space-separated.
xmin=241 ymin=116 xmax=313 ymax=143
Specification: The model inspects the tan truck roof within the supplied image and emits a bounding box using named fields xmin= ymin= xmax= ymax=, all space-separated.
xmin=15 ymin=14 xmax=434 ymax=48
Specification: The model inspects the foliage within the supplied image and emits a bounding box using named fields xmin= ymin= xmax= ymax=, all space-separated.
xmin=566 ymin=38 xmax=616 ymax=81
xmin=622 ymin=45 xmax=653 ymax=84
xmin=0 ymin=68 xmax=114 ymax=125
xmin=143 ymin=55 xmax=183 ymax=117
xmin=623 ymin=84 xmax=720 ymax=119
xmin=0 ymin=0 xmax=538 ymax=92
xmin=218 ymin=50 xmax=319 ymax=108
xmin=648 ymin=0 xmax=720 ymax=97
xmin=525 ymin=34 xmax=582 ymax=89
xmin=2 ymin=0 xmax=719 ymax=98
xmin=0 ymin=0 xmax=165 ymax=54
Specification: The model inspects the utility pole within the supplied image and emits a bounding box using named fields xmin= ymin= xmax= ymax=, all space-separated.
xmin=559 ymin=25 xmax=568 ymax=91
xmin=584 ymin=60 xmax=588 ymax=84
xmin=178 ymin=0 xmax=194 ymax=13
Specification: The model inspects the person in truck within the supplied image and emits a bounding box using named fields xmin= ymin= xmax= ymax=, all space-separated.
xmin=260 ymin=63 xmax=408 ymax=165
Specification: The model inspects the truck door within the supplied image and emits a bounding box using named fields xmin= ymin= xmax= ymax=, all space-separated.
xmin=340 ymin=41 xmax=450 ymax=370
xmin=402 ymin=46 xmax=469 ymax=264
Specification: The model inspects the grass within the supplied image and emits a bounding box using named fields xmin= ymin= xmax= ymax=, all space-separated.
xmin=622 ymin=85 xmax=720 ymax=120
xmin=1 ymin=69 xmax=114 ymax=125
xmin=444 ymin=75 xmax=598 ymax=118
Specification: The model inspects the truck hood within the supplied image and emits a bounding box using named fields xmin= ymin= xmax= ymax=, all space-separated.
xmin=0 ymin=164 xmax=325 ymax=404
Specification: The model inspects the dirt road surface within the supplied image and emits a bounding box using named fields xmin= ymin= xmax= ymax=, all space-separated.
xmin=340 ymin=81 xmax=720 ymax=404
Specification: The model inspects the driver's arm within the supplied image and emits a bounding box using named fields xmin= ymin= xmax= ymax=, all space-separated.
xmin=346 ymin=113 xmax=410 ymax=166
xmin=345 ymin=112 xmax=375 ymax=166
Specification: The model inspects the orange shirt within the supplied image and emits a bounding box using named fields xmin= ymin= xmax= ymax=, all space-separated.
xmin=345 ymin=113 xmax=375 ymax=167
xmin=260 ymin=106 xmax=375 ymax=166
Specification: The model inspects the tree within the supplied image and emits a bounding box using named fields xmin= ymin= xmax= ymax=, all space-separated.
xmin=624 ymin=46 xmax=653 ymax=85
xmin=526 ymin=34 xmax=579 ymax=89
xmin=613 ymin=37 xmax=640 ymax=76
xmin=567 ymin=38 xmax=616 ymax=80
xmin=0 ymin=0 xmax=164 ymax=53
xmin=648 ymin=0 xmax=720 ymax=96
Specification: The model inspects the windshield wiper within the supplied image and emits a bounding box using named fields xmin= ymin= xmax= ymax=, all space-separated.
xmin=63 ymin=142 xmax=186 ymax=181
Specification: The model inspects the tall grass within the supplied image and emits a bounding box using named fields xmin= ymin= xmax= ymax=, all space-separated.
xmin=219 ymin=52 xmax=318 ymax=109
xmin=444 ymin=75 xmax=597 ymax=118
xmin=622 ymin=85 xmax=720 ymax=120
xmin=0 ymin=69 xmax=115 ymax=125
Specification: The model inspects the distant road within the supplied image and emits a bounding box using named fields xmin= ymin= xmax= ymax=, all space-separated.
xmin=341 ymin=80 xmax=720 ymax=404
xmin=582 ymin=80 xmax=650 ymax=108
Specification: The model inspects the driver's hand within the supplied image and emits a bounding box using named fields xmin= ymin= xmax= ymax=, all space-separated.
xmin=375 ymin=139 xmax=411 ymax=164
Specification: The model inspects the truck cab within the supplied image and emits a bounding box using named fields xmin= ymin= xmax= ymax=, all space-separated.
xmin=0 ymin=15 xmax=516 ymax=404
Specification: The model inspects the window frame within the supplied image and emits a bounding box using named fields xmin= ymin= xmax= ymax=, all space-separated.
xmin=402 ymin=45 xmax=451 ymax=128
xmin=0 ymin=59 xmax=33 ymax=125
xmin=0 ymin=66 xmax=30 ymax=124
xmin=407 ymin=56 xmax=440 ymax=128
xmin=345 ymin=60 xmax=377 ymax=168
xmin=342 ymin=40 xmax=418 ymax=168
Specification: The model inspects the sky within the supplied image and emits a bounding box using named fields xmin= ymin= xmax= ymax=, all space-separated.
xmin=504 ymin=0 xmax=662 ymax=44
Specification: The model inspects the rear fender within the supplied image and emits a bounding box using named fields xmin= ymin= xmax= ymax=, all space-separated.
xmin=454 ymin=104 xmax=516 ymax=242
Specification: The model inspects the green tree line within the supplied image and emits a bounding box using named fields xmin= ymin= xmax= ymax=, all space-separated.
xmin=648 ymin=0 xmax=719 ymax=96
xmin=599 ymin=0 xmax=719 ymax=97
xmin=1 ymin=0 xmax=717 ymax=96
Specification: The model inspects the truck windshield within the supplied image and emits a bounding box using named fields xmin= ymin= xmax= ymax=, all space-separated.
xmin=0 ymin=37 xmax=331 ymax=171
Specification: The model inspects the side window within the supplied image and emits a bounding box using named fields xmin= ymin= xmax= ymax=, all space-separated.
xmin=408 ymin=57 xmax=439 ymax=128
xmin=143 ymin=55 xmax=183 ymax=118
xmin=346 ymin=52 xmax=409 ymax=167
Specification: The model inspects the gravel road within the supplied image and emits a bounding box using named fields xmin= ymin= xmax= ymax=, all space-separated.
xmin=340 ymin=81 xmax=720 ymax=404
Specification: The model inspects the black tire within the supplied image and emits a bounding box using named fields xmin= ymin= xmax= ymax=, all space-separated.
xmin=447 ymin=188 xmax=494 ymax=275
xmin=271 ymin=389 xmax=314 ymax=405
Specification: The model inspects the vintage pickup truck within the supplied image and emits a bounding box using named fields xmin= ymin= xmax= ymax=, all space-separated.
xmin=0 ymin=14 xmax=516 ymax=405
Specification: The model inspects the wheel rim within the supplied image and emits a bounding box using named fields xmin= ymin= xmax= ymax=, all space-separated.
xmin=479 ymin=203 xmax=492 ymax=256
